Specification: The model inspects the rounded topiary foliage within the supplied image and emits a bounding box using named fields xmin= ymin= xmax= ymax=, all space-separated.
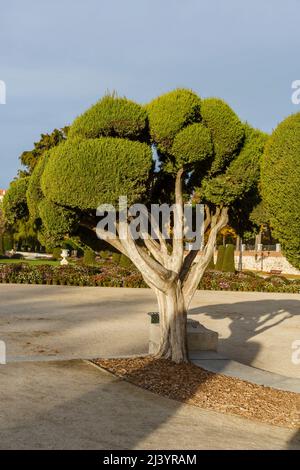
xmin=38 ymin=199 xmax=79 ymax=241
xmin=68 ymin=94 xmax=149 ymax=141
xmin=171 ymin=123 xmax=213 ymax=169
xmin=146 ymin=88 xmax=201 ymax=152
xmin=222 ymin=244 xmax=235 ymax=273
xmin=201 ymin=98 xmax=244 ymax=174
xmin=261 ymin=112 xmax=300 ymax=269
xmin=215 ymin=245 xmax=225 ymax=271
xmin=2 ymin=177 xmax=30 ymax=225
xmin=41 ymin=137 xmax=153 ymax=210
xmin=203 ymin=126 xmax=267 ymax=205
xmin=26 ymin=151 xmax=50 ymax=220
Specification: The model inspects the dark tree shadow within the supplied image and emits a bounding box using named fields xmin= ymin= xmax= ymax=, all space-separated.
xmin=189 ymin=299 xmax=299 ymax=370
xmin=287 ymin=429 xmax=300 ymax=450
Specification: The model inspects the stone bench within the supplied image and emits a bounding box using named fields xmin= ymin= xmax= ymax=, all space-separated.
xmin=148 ymin=313 xmax=218 ymax=355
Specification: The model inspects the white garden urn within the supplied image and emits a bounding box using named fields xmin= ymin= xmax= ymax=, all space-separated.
xmin=60 ymin=249 xmax=69 ymax=265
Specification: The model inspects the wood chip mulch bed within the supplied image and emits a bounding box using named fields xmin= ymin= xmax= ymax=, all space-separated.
xmin=93 ymin=356 xmax=300 ymax=429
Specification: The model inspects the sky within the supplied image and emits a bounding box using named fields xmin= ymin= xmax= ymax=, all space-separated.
xmin=0 ymin=0 xmax=300 ymax=188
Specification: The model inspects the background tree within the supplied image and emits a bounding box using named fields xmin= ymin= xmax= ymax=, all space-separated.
xmin=20 ymin=127 xmax=69 ymax=175
xmin=261 ymin=112 xmax=300 ymax=269
xmin=5 ymin=90 xmax=266 ymax=362
xmin=2 ymin=177 xmax=40 ymax=251
xmin=0 ymin=204 xmax=6 ymax=254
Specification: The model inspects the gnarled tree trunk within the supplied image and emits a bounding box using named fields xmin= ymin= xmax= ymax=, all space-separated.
xmin=155 ymin=282 xmax=188 ymax=363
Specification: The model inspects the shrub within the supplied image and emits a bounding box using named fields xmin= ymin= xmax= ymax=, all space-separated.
xmin=100 ymin=250 xmax=111 ymax=260
xmin=52 ymin=247 xmax=62 ymax=260
xmin=206 ymin=254 xmax=215 ymax=270
xmin=0 ymin=262 xmax=299 ymax=293
xmin=119 ymin=254 xmax=133 ymax=269
xmin=222 ymin=244 xmax=235 ymax=273
xmin=112 ymin=252 xmax=121 ymax=264
xmin=10 ymin=253 xmax=24 ymax=260
xmin=2 ymin=233 xmax=14 ymax=251
xmin=215 ymin=246 xmax=225 ymax=271
xmin=83 ymin=249 xmax=96 ymax=266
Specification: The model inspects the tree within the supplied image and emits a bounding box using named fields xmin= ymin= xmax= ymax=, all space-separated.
xmin=0 ymin=204 xmax=6 ymax=254
xmin=2 ymin=177 xmax=41 ymax=251
xmin=8 ymin=90 xmax=266 ymax=363
xmin=20 ymin=127 xmax=69 ymax=174
xmin=261 ymin=112 xmax=300 ymax=269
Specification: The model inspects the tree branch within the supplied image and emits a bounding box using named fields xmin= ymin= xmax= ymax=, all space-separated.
xmin=170 ymin=168 xmax=184 ymax=273
xmin=182 ymin=206 xmax=229 ymax=306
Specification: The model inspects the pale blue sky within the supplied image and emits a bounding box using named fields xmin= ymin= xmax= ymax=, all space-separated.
xmin=1 ymin=0 xmax=300 ymax=187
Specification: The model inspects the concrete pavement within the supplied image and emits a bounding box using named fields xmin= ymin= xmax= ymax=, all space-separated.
xmin=0 ymin=359 xmax=298 ymax=450
xmin=1 ymin=285 xmax=299 ymax=378
xmin=0 ymin=284 xmax=299 ymax=450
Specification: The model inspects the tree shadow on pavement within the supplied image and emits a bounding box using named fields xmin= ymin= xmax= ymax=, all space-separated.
xmin=189 ymin=299 xmax=299 ymax=372
xmin=287 ymin=429 xmax=300 ymax=450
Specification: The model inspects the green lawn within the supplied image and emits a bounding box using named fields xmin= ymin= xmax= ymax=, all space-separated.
xmin=0 ymin=259 xmax=60 ymax=266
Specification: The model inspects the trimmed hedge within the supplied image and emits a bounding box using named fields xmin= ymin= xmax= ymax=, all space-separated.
xmin=222 ymin=244 xmax=235 ymax=273
xmin=215 ymin=245 xmax=225 ymax=270
xmin=83 ymin=249 xmax=96 ymax=265
xmin=0 ymin=262 xmax=299 ymax=293
xmin=41 ymin=137 xmax=153 ymax=209
xmin=199 ymin=270 xmax=300 ymax=294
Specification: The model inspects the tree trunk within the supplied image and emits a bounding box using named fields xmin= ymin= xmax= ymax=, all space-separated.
xmin=155 ymin=282 xmax=188 ymax=363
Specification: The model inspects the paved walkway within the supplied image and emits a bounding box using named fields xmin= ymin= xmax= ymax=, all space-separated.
xmin=0 ymin=285 xmax=299 ymax=449
xmin=190 ymin=351 xmax=300 ymax=393
xmin=1 ymin=285 xmax=299 ymax=378
xmin=0 ymin=360 xmax=298 ymax=450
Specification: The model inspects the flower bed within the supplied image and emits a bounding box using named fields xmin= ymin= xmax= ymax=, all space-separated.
xmin=0 ymin=262 xmax=147 ymax=288
xmin=199 ymin=270 xmax=300 ymax=294
xmin=0 ymin=262 xmax=299 ymax=293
